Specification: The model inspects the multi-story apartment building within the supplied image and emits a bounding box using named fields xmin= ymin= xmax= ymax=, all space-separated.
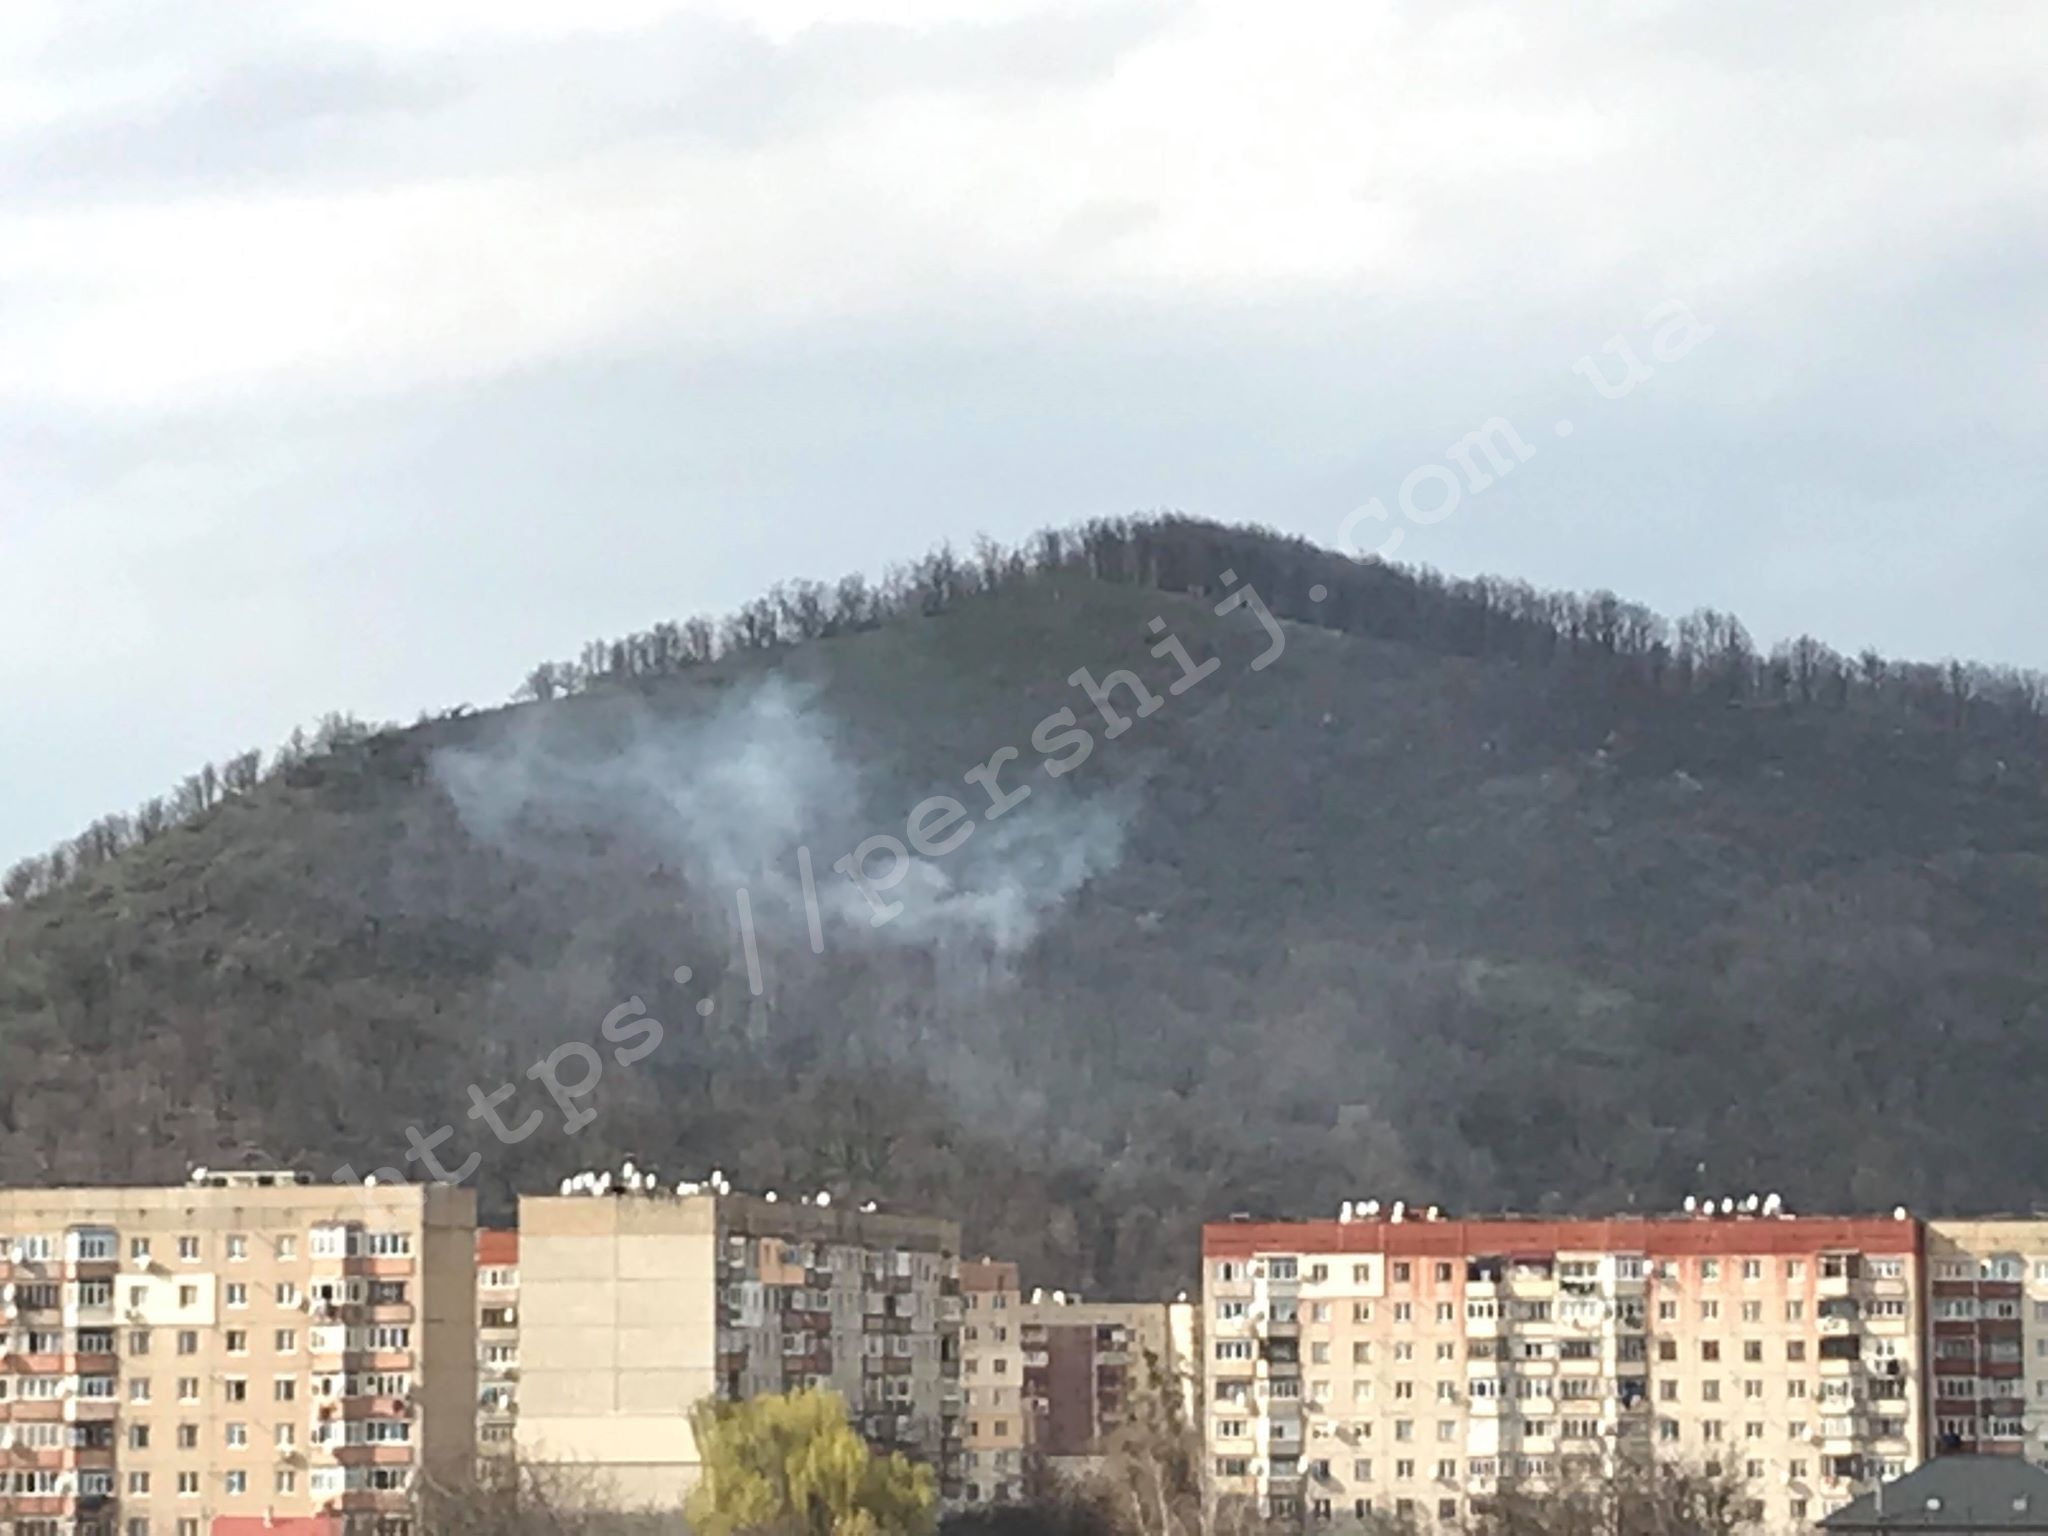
xmin=0 ymin=1173 xmax=476 ymax=1536
xmin=517 ymin=1191 xmax=962 ymax=1514
xmin=474 ymin=1230 xmax=519 ymax=1460
xmin=959 ymin=1262 xmax=1027 ymax=1504
xmin=960 ymin=1261 xmax=1198 ymax=1504
xmin=1202 ymin=1213 xmax=1923 ymax=1533
xmin=1922 ymin=1221 xmax=2048 ymax=1461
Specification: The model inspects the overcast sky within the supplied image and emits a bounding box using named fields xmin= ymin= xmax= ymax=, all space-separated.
xmin=1 ymin=0 xmax=2042 ymax=867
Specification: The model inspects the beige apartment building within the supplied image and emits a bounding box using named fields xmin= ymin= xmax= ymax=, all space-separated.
xmin=959 ymin=1261 xmax=1196 ymax=1503
xmin=0 ymin=1173 xmax=476 ymax=1536
xmin=516 ymin=1191 xmax=962 ymax=1515
xmin=1922 ymin=1220 xmax=2048 ymax=1462
xmin=1202 ymin=1214 xmax=1923 ymax=1534
xmin=475 ymin=1230 xmax=519 ymax=1459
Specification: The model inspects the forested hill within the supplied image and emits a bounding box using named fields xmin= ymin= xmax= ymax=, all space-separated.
xmin=5 ymin=517 xmax=2048 ymax=1297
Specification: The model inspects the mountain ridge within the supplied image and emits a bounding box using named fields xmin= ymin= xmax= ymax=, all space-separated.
xmin=4 ymin=518 xmax=2047 ymax=1294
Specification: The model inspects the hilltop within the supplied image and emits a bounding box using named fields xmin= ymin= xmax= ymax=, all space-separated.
xmin=4 ymin=518 xmax=2047 ymax=1295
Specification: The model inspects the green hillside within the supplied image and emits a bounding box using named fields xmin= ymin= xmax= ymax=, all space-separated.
xmin=5 ymin=518 xmax=2047 ymax=1295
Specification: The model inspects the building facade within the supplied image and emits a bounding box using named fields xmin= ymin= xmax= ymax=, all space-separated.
xmin=1201 ymin=1214 xmax=1923 ymax=1532
xmin=516 ymin=1192 xmax=961 ymax=1513
xmin=0 ymin=1174 xmax=476 ymax=1536
xmin=474 ymin=1230 xmax=519 ymax=1460
xmin=1922 ymin=1221 xmax=2048 ymax=1462
xmin=959 ymin=1261 xmax=1196 ymax=1503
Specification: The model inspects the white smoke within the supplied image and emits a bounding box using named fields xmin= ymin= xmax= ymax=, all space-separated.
xmin=429 ymin=677 xmax=1131 ymax=963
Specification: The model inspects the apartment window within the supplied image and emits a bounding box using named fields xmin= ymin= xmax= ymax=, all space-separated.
xmin=1701 ymin=1342 xmax=1720 ymax=1362
xmin=178 ymin=1377 xmax=199 ymax=1402
xmin=277 ymin=1281 xmax=299 ymax=1306
xmin=1702 ymin=1381 xmax=1720 ymax=1403
xmin=177 ymin=1423 xmax=198 ymax=1449
xmin=1657 ymin=1300 xmax=1676 ymax=1322
xmin=276 ymin=1470 xmax=298 ymax=1495
xmin=1699 ymin=1300 xmax=1719 ymax=1321
xmin=177 ymin=1472 xmax=200 ymax=1495
xmin=1435 ymin=1302 xmax=1453 ymax=1323
xmin=1657 ymin=1340 xmax=1677 ymax=1361
xmin=179 ymin=1523 xmax=199 ymax=1536
xmin=1216 ymin=1301 xmax=1246 ymax=1321
xmin=128 ymin=1472 xmax=152 ymax=1496
xmin=223 ymin=1377 xmax=247 ymax=1402
xmin=129 ymin=1424 xmax=150 ymax=1450
xmin=1395 ymin=1382 xmax=1414 ymax=1400
xmin=1395 ymin=1421 xmax=1414 ymax=1442
xmin=1744 ymin=1380 xmax=1763 ymax=1399
xmin=226 ymin=1283 xmax=248 ymax=1308
xmin=274 ymin=1377 xmax=296 ymax=1402
xmin=277 ymin=1235 xmax=296 ymax=1260
xmin=1352 ymin=1301 xmax=1374 ymax=1323
xmin=1659 ymin=1381 xmax=1677 ymax=1402
xmin=1785 ymin=1300 xmax=1805 ymax=1322
xmin=1701 ymin=1259 xmax=1720 ymax=1280
xmin=1396 ymin=1460 xmax=1415 ymax=1479
xmin=1702 ymin=1421 xmax=1724 ymax=1442
xmin=1740 ymin=1301 xmax=1761 ymax=1323
xmin=1741 ymin=1259 xmax=1761 ymax=1280
xmin=1214 ymin=1261 xmax=1240 ymax=1283
xmin=275 ymin=1329 xmax=297 ymax=1353
xmin=225 ymin=1471 xmax=247 ymax=1496
xmin=1311 ymin=1342 xmax=1330 ymax=1365
xmin=129 ymin=1378 xmax=151 ymax=1403
xmin=1394 ymin=1303 xmax=1412 ymax=1323
xmin=275 ymin=1423 xmax=296 ymax=1449
xmin=130 ymin=1237 xmax=151 ymax=1262
xmin=1787 ymin=1341 xmax=1806 ymax=1362
xmin=226 ymin=1330 xmax=247 ymax=1354
xmin=178 ymin=1236 xmax=199 ymax=1262
xmin=1353 ymin=1342 xmax=1373 ymax=1365
xmin=1743 ymin=1340 xmax=1762 ymax=1362
xmin=177 ymin=1330 xmax=197 ymax=1355
xmin=1354 ymin=1459 xmax=1373 ymax=1481
xmin=1788 ymin=1381 xmax=1807 ymax=1399
xmin=178 ymin=1286 xmax=197 ymax=1308
xmin=128 ymin=1329 xmax=150 ymax=1356
xmin=1352 ymin=1264 xmax=1373 ymax=1285
xmin=226 ymin=1235 xmax=248 ymax=1261
xmin=225 ymin=1423 xmax=248 ymax=1448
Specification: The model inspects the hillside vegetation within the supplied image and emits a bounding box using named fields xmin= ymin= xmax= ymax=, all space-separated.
xmin=4 ymin=518 xmax=2047 ymax=1296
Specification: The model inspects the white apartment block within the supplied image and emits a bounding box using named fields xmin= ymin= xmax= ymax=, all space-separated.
xmin=0 ymin=1174 xmax=476 ymax=1536
xmin=516 ymin=1191 xmax=962 ymax=1513
xmin=1202 ymin=1215 xmax=1922 ymax=1534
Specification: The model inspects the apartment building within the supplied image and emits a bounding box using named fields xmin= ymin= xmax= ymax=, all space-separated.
xmin=516 ymin=1191 xmax=962 ymax=1514
xmin=0 ymin=1173 xmax=476 ymax=1536
xmin=1921 ymin=1221 xmax=2048 ymax=1461
xmin=960 ymin=1261 xmax=1199 ymax=1503
xmin=1201 ymin=1213 xmax=1923 ymax=1533
xmin=959 ymin=1262 xmax=1027 ymax=1503
xmin=475 ymin=1230 xmax=519 ymax=1459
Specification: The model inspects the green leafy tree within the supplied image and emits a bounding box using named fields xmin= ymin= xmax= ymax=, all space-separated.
xmin=687 ymin=1389 xmax=937 ymax=1536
